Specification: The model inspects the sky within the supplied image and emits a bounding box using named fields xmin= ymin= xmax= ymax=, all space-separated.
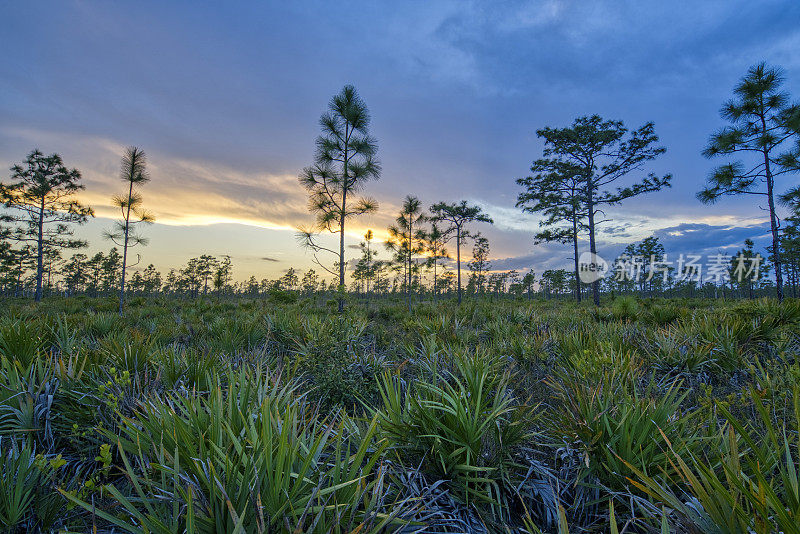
xmin=1 ymin=0 xmax=799 ymax=282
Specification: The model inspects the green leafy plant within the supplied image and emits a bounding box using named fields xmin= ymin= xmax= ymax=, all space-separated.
xmin=375 ymin=349 xmax=536 ymax=519
xmin=629 ymin=387 xmax=800 ymax=534
xmin=550 ymin=369 xmax=698 ymax=491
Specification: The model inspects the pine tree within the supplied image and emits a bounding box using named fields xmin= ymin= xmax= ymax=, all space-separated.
xmin=423 ymin=222 xmax=449 ymax=301
xmin=429 ymin=201 xmax=493 ymax=304
xmin=0 ymin=150 xmax=94 ymax=301
xmin=529 ymin=116 xmax=671 ymax=305
xmin=386 ymin=196 xmax=427 ymax=309
xmin=213 ymin=255 xmax=233 ymax=294
xmin=298 ymin=85 xmax=380 ymax=312
xmin=699 ymin=62 xmax=800 ymax=301
xmin=103 ymin=147 xmax=154 ymax=314
xmin=517 ymin=161 xmax=585 ymax=302
xmin=467 ymin=234 xmax=491 ymax=294
xmin=352 ymin=230 xmax=378 ymax=295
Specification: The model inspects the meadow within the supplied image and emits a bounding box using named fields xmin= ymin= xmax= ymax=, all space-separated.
xmin=0 ymin=294 xmax=798 ymax=533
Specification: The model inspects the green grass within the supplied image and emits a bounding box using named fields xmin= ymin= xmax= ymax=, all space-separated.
xmin=0 ymin=294 xmax=798 ymax=532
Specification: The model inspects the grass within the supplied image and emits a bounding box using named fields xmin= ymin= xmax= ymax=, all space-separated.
xmin=0 ymin=294 xmax=798 ymax=532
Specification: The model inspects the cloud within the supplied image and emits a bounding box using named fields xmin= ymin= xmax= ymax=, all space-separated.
xmin=487 ymin=240 xmax=576 ymax=272
xmin=474 ymin=201 xmax=540 ymax=233
xmin=601 ymin=225 xmax=634 ymax=238
xmin=0 ymin=126 xmax=309 ymax=229
xmin=652 ymin=222 xmax=772 ymax=257
xmin=485 ymin=220 xmax=774 ymax=274
xmin=1 ymin=1 xmax=796 ymax=283
xmin=0 ymin=125 xmax=406 ymax=248
xmin=261 ymin=256 xmax=280 ymax=262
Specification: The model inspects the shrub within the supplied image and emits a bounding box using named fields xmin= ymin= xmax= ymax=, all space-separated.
xmin=65 ymin=368 xmax=415 ymax=533
xmin=648 ymin=304 xmax=682 ymax=326
xmin=630 ymin=387 xmax=800 ymax=534
xmin=375 ymin=349 xmax=537 ymax=520
xmin=0 ymin=320 xmax=44 ymax=372
xmin=549 ymin=370 xmax=698 ymax=491
xmin=0 ymin=440 xmax=66 ymax=533
xmin=611 ymin=296 xmax=640 ymax=322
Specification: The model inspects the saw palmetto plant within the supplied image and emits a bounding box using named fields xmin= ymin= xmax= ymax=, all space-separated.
xmin=0 ymin=296 xmax=798 ymax=532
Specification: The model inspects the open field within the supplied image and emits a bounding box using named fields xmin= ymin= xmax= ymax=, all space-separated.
xmin=3 ymin=2 xmax=800 ymax=532
xmin=1 ymin=295 xmax=799 ymax=533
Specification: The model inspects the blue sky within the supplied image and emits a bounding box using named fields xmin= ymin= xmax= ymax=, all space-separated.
xmin=1 ymin=1 xmax=798 ymax=280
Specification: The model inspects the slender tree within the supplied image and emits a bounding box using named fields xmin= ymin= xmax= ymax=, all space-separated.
xmin=298 ymin=85 xmax=380 ymax=312
xmin=0 ymin=244 xmax=34 ymax=297
xmin=0 ymin=239 xmax=12 ymax=292
xmin=62 ymin=253 xmax=89 ymax=294
xmin=363 ymin=229 xmax=375 ymax=295
xmin=699 ymin=62 xmax=800 ymax=301
xmin=101 ymin=248 xmax=122 ymax=291
xmin=520 ymin=269 xmax=536 ymax=299
xmin=727 ymin=238 xmax=767 ymax=299
xmin=352 ymin=229 xmax=378 ymax=295
xmin=196 ymin=254 xmax=218 ymax=294
xmin=104 ymin=147 xmax=154 ymax=314
xmin=467 ymin=234 xmax=491 ymax=294
xmin=621 ymin=235 xmax=668 ymax=296
xmin=281 ymin=267 xmax=299 ymax=290
xmin=386 ymin=195 xmax=427 ymax=310
xmin=533 ymin=116 xmax=671 ymax=305
xmin=423 ymin=222 xmax=449 ymax=301
xmin=141 ymin=264 xmax=162 ymax=294
xmin=0 ymin=150 xmax=94 ymax=301
xmin=429 ymin=201 xmax=493 ymax=304
xmin=516 ymin=164 xmax=585 ymax=303
xmin=301 ymin=268 xmax=319 ymax=294
xmin=541 ymin=269 xmax=569 ymax=298
xmin=85 ymin=251 xmax=104 ymax=296
xmin=780 ymin=187 xmax=800 ymax=298
xmin=213 ymin=255 xmax=233 ymax=294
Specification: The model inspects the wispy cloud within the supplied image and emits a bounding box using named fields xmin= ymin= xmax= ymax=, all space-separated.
xmin=1 ymin=1 xmax=796 ymax=281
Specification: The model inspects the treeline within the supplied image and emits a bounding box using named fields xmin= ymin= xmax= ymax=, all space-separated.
xmin=2 ymin=232 xmax=792 ymax=302
xmin=1 ymin=63 xmax=799 ymax=308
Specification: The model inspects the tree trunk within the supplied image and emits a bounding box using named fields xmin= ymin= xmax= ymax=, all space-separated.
xmin=586 ymin=179 xmax=600 ymax=306
xmin=338 ymin=205 xmax=345 ymax=313
xmin=338 ymin=128 xmax=349 ymax=314
xmin=433 ymin=252 xmax=438 ymax=303
xmin=760 ymin=104 xmax=783 ymax=301
xmin=16 ymin=254 xmax=23 ymax=298
xmin=407 ymin=215 xmax=413 ymax=312
xmin=456 ymin=226 xmax=462 ymax=305
xmin=764 ymin=153 xmax=783 ymax=301
xmin=35 ymin=198 xmax=45 ymax=302
xmin=366 ymin=240 xmax=371 ymax=306
xmin=119 ymin=179 xmax=134 ymax=315
xmin=572 ymin=213 xmax=581 ymax=303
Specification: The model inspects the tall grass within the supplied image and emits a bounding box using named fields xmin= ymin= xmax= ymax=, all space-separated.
xmin=0 ymin=295 xmax=797 ymax=531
